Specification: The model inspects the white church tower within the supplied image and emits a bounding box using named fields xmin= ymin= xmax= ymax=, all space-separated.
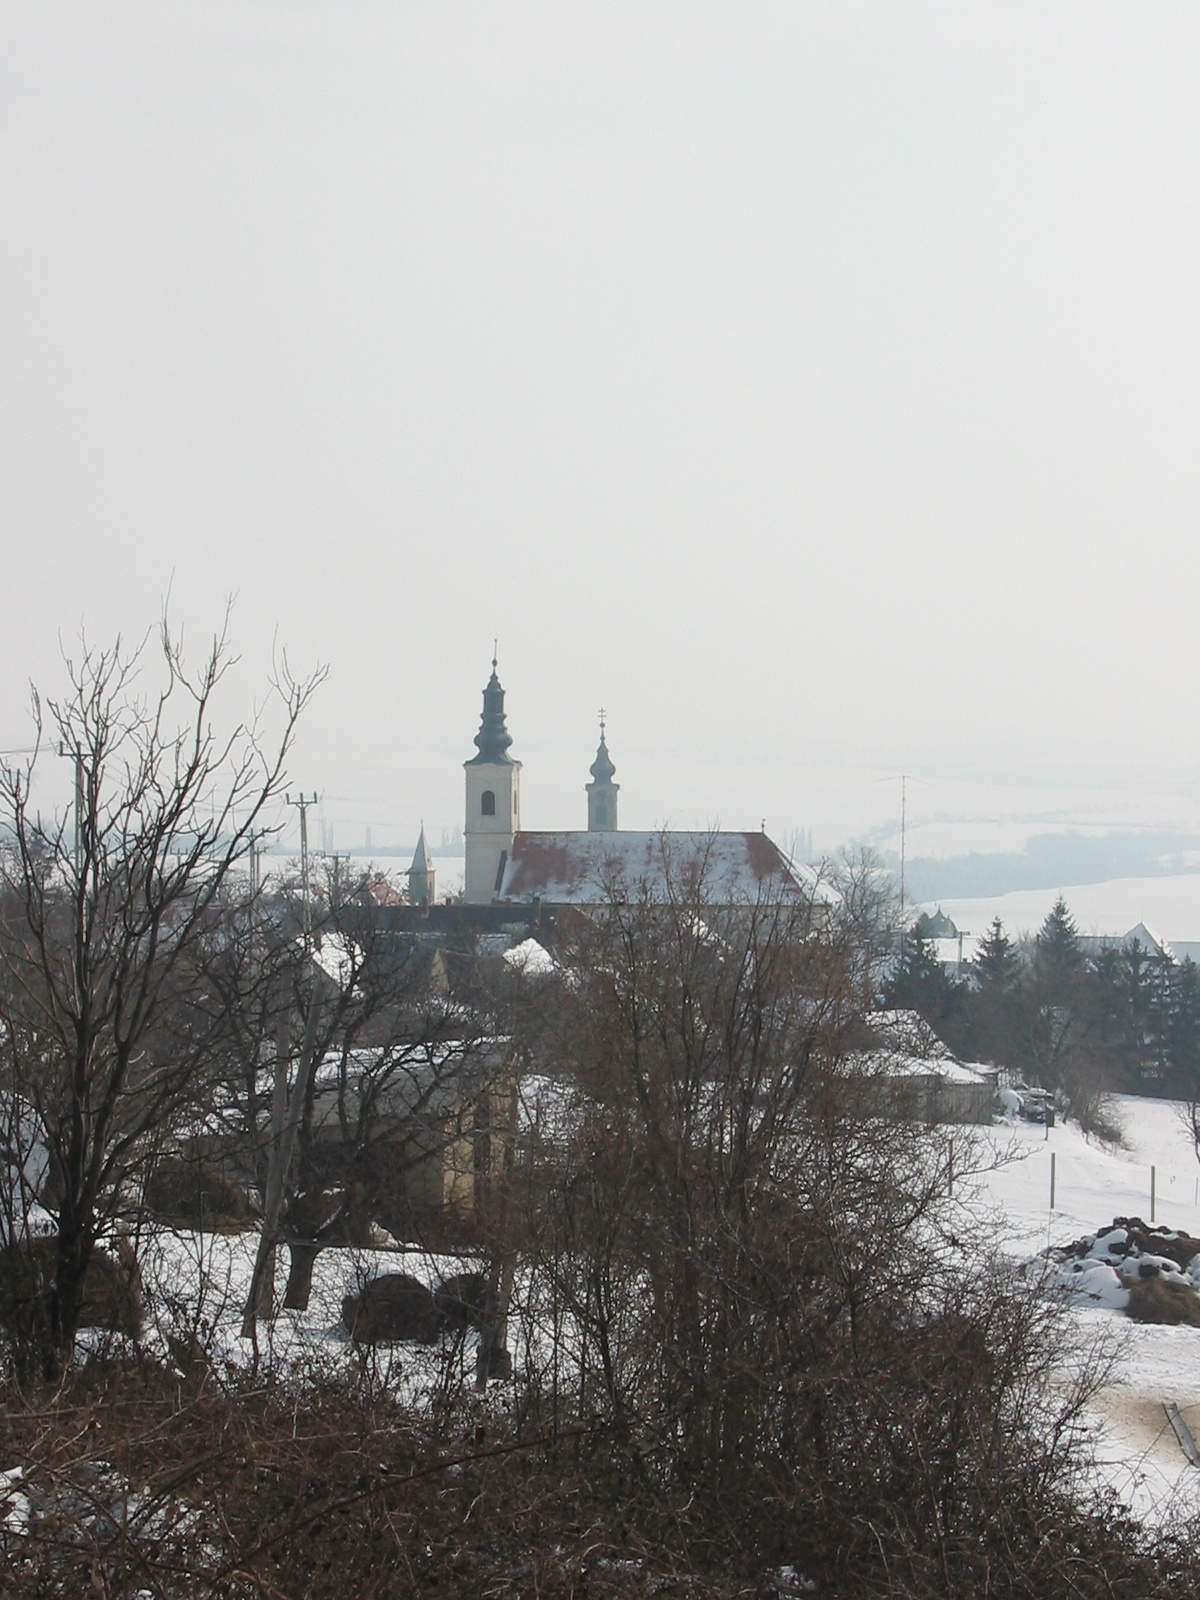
xmin=464 ymin=653 xmax=521 ymax=905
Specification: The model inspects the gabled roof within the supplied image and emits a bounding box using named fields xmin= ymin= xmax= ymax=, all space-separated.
xmin=495 ymin=830 xmax=830 ymax=907
xmin=868 ymin=1008 xmax=954 ymax=1060
xmin=855 ymin=1010 xmax=996 ymax=1086
xmin=502 ymin=936 xmax=559 ymax=977
xmin=1124 ymin=923 xmax=1174 ymax=961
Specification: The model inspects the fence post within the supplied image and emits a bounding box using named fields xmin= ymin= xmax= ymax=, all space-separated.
xmin=1151 ymin=1165 xmax=1156 ymax=1224
xmin=1050 ymin=1150 xmax=1056 ymax=1212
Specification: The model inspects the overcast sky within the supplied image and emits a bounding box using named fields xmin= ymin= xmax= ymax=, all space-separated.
xmin=3 ymin=4 xmax=1199 ymax=854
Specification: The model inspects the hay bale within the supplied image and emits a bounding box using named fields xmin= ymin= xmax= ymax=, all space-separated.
xmin=341 ymin=1273 xmax=440 ymax=1345
xmin=1126 ymin=1276 xmax=1200 ymax=1326
xmin=81 ymin=1241 xmax=142 ymax=1337
xmin=434 ymin=1272 xmax=498 ymax=1332
xmin=0 ymin=1238 xmax=142 ymax=1341
xmin=145 ymin=1157 xmax=250 ymax=1230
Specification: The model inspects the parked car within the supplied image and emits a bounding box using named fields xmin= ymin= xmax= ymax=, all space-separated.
xmin=1001 ymin=1083 xmax=1056 ymax=1126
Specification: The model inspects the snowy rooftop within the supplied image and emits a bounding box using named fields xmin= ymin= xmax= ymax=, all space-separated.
xmin=496 ymin=830 xmax=832 ymax=908
xmin=868 ymin=1008 xmax=955 ymax=1060
xmin=861 ymin=1009 xmax=995 ymax=1084
xmin=502 ymin=936 xmax=558 ymax=977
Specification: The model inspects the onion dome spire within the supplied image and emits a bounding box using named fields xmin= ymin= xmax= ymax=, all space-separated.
xmin=469 ymin=646 xmax=515 ymax=765
xmin=586 ymin=709 xmax=619 ymax=832
xmin=590 ymin=711 xmax=615 ymax=784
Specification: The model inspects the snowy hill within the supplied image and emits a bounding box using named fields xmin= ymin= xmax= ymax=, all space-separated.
xmin=971 ymin=1095 xmax=1200 ymax=1520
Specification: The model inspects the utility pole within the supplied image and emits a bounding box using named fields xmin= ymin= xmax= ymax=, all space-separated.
xmin=58 ymin=741 xmax=84 ymax=878
xmin=248 ymin=829 xmax=262 ymax=935
xmin=286 ymin=791 xmax=318 ymax=944
xmin=900 ymin=774 xmax=906 ymax=918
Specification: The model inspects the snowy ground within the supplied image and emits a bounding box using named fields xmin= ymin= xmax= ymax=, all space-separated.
xmin=965 ymin=1094 xmax=1200 ymax=1521
xmin=124 ymin=1230 xmax=493 ymax=1409
xmin=93 ymin=1093 xmax=1200 ymax=1524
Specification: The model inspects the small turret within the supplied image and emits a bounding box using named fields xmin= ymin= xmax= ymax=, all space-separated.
xmin=408 ymin=824 xmax=436 ymax=907
xmin=586 ymin=712 xmax=619 ymax=833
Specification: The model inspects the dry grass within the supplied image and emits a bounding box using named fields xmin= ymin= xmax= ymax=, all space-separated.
xmin=1125 ymin=1275 xmax=1200 ymax=1326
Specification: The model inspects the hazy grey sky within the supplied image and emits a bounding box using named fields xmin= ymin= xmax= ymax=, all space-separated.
xmin=3 ymin=4 xmax=1199 ymax=852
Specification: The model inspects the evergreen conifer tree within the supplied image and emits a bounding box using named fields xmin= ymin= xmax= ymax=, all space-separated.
xmin=886 ymin=925 xmax=962 ymax=1039
xmin=973 ymin=916 xmax=1019 ymax=992
xmin=1168 ymin=956 xmax=1200 ymax=1104
xmin=1035 ymin=897 xmax=1083 ymax=982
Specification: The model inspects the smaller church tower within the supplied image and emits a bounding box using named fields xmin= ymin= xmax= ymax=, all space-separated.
xmin=407 ymin=824 xmax=436 ymax=907
xmin=586 ymin=713 xmax=619 ymax=833
xmin=464 ymin=653 xmax=521 ymax=904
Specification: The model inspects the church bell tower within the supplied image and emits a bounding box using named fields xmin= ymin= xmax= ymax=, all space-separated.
xmin=586 ymin=713 xmax=619 ymax=832
xmin=464 ymin=652 xmax=521 ymax=904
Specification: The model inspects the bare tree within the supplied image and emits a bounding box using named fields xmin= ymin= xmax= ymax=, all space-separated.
xmin=494 ymin=845 xmax=1106 ymax=1590
xmin=0 ymin=616 xmax=322 ymax=1376
xmin=216 ymin=862 xmax=501 ymax=1323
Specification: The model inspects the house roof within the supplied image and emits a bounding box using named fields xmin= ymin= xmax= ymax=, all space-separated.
xmin=495 ymin=830 xmax=831 ymax=907
xmin=502 ymin=936 xmax=559 ymax=976
xmin=861 ymin=1009 xmax=996 ymax=1086
xmin=1125 ymin=923 xmax=1175 ymax=961
xmin=1077 ymin=923 xmax=1177 ymax=962
xmin=868 ymin=1008 xmax=955 ymax=1059
xmin=310 ymin=1039 xmax=511 ymax=1126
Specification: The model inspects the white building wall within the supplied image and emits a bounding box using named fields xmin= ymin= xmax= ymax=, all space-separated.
xmin=464 ymin=760 xmax=520 ymax=904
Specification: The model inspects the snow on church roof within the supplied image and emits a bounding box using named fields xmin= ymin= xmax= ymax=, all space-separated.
xmin=496 ymin=830 xmax=831 ymax=907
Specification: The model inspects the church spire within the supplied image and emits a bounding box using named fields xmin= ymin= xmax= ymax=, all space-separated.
xmin=463 ymin=650 xmax=522 ymax=903
xmin=587 ymin=709 xmax=619 ymax=832
xmin=407 ymin=822 xmax=436 ymax=906
xmin=469 ymin=651 xmax=514 ymax=765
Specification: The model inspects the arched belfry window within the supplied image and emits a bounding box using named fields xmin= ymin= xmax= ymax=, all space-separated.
xmin=481 ymin=790 xmax=496 ymax=817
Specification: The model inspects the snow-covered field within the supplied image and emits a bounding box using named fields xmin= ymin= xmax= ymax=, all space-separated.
xmin=128 ymin=1230 xmax=488 ymax=1406
xmin=87 ymin=1093 xmax=1200 ymax=1525
xmin=967 ymin=1094 xmax=1200 ymax=1520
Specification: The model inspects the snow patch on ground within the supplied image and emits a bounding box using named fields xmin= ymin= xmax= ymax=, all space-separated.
xmin=968 ymin=1095 xmax=1200 ymax=1520
xmin=41 ymin=1090 xmax=1200 ymax=1527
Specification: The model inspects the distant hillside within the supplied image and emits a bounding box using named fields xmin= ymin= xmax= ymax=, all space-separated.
xmin=890 ymin=829 xmax=1200 ymax=902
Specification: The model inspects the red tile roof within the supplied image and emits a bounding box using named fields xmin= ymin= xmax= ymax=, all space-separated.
xmin=496 ymin=830 xmax=825 ymax=906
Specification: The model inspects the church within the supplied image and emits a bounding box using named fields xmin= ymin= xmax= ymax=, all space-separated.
xmin=416 ymin=656 xmax=815 ymax=912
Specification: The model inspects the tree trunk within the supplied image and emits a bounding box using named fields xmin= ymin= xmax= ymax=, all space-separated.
xmin=283 ymin=1242 xmax=320 ymax=1310
xmin=242 ymin=996 xmax=322 ymax=1336
xmin=45 ymin=1223 xmax=91 ymax=1382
